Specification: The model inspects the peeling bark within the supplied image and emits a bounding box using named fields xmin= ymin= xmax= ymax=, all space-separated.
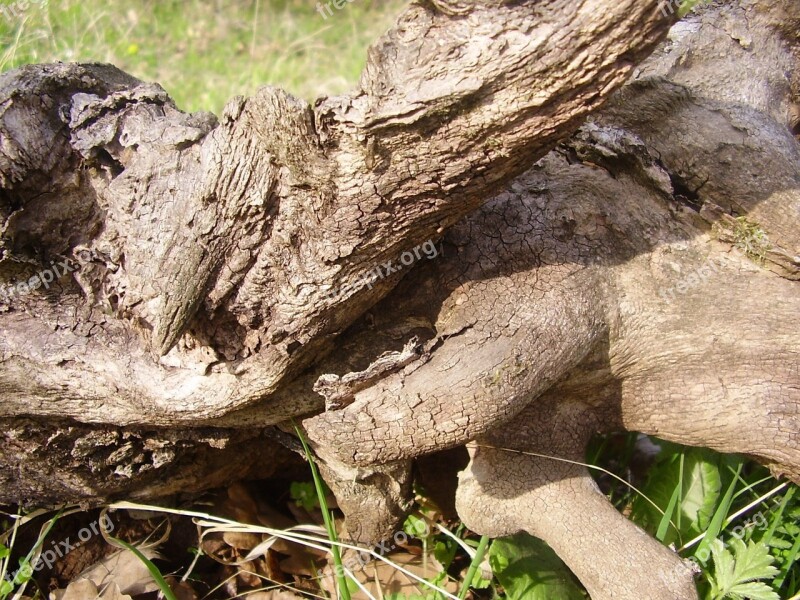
xmin=1 ymin=0 xmax=672 ymax=426
xmin=0 ymin=0 xmax=798 ymax=598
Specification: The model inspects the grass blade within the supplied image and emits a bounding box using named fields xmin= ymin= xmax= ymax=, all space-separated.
xmin=775 ymin=520 xmax=800 ymax=589
xmin=761 ymin=485 xmax=793 ymax=546
xmin=458 ymin=535 xmax=489 ymax=600
xmin=656 ymin=484 xmax=682 ymax=543
xmin=293 ymin=421 xmax=351 ymax=600
xmin=694 ymin=462 xmax=743 ymax=560
xmin=107 ymin=535 xmax=178 ymax=600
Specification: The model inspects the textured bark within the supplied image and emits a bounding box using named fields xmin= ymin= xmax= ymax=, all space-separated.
xmin=0 ymin=418 xmax=303 ymax=506
xmin=0 ymin=0 xmax=798 ymax=598
xmin=0 ymin=0 xmax=671 ymax=427
xmin=302 ymin=2 xmax=800 ymax=596
xmin=456 ymin=394 xmax=700 ymax=600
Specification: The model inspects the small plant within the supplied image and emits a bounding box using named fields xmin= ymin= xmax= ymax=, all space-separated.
xmin=457 ymin=535 xmax=490 ymax=600
xmin=293 ymin=422 xmax=352 ymax=600
xmin=706 ymin=538 xmax=779 ymax=600
xmin=589 ymin=434 xmax=799 ymax=599
xmin=0 ymin=508 xmax=62 ymax=600
xmin=678 ymin=0 xmax=707 ymax=17
xmin=290 ymin=480 xmax=323 ymax=512
xmin=731 ymin=217 xmax=770 ymax=264
xmin=489 ymin=533 xmax=585 ymax=599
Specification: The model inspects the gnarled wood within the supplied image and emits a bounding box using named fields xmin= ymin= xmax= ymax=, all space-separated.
xmin=0 ymin=0 xmax=798 ymax=598
xmin=0 ymin=0 xmax=673 ymax=426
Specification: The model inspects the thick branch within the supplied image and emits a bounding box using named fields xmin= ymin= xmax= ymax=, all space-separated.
xmin=0 ymin=0 xmax=674 ymax=426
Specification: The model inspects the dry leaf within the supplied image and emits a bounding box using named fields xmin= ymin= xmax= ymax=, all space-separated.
xmin=236 ymin=559 xmax=263 ymax=587
xmin=263 ymin=548 xmax=287 ymax=582
xmin=268 ymin=532 xmax=328 ymax=557
xmin=320 ymin=549 xmax=458 ymax=600
xmin=73 ymin=547 xmax=161 ymax=596
xmin=165 ymin=576 xmax=199 ymax=600
xmin=223 ymin=482 xmax=260 ymax=524
xmin=55 ymin=578 xmax=133 ymax=600
xmin=278 ymin=547 xmax=325 ymax=577
xmin=200 ymin=536 xmax=228 ymax=557
xmin=245 ymin=589 xmax=306 ymax=600
xmin=222 ymin=530 xmax=262 ymax=550
xmin=256 ymin=504 xmax=296 ymax=530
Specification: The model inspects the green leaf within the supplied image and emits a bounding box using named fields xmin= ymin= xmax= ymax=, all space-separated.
xmin=758 ymin=486 xmax=793 ymax=546
xmin=774 ymin=530 xmax=800 ymax=589
xmin=656 ymin=483 xmax=682 ymax=543
xmin=724 ymin=581 xmax=781 ymax=600
xmin=632 ymin=446 xmax=722 ymax=546
xmin=696 ymin=462 xmax=743 ymax=562
xmin=0 ymin=546 xmax=9 ymax=560
xmin=433 ymin=539 xmax=457 ymax=571
xmin=289 ymin=481 xmax=320 ymax=512
xmin=468 ymin=567 xmax=492 ymax=591
xmin=766 ymin=538 xmax=793 ymax=550
xmin=707 ymin=539 xmax=779 ymax=600
xmin=489 ymin=533 xmax=585 ymax=600
xmin=729 ymin=539 xmax=778 ymax=583
xmin=403 ymin=514 xmax=429 ymax=540
xmin=13 ymin=561 xmax=31 ymax=584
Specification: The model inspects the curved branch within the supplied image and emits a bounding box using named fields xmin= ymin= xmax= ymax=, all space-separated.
xmin=0 ymin=0 xmax=675 ymax=426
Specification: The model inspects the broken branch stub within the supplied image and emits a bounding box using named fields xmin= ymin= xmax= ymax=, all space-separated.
xmin=0 ymin=0 xmax=674 ymax=426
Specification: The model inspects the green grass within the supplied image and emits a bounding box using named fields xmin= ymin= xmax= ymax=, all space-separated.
xmin=457 ymin=535 xmax=490 ymax=600
xmin=107 ymin=533 xmax=179 ymax=600
xmin=294 ymin=422 xmax=351 ymax=600
xmin=590 ymin=434 xmax=800 ymax=600
xmin=0 ymin=0 xmax=406 ymax=115
xmin=0 ymin=508 xmax=65 ymax=600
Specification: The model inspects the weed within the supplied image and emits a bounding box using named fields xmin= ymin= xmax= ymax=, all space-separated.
xmin=294 ymin=421 xmax=351 ymax=600
xmin=731 ymin=217 xmax=771 ymax=264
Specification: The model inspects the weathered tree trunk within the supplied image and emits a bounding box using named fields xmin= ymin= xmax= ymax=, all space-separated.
xmin=1 ymin=0 xmax=798 ymax=598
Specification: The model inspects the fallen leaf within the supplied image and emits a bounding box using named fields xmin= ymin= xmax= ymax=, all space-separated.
xmin=237 ymin=558 xmax=263 ymax=587
xmin=278 ymin=547 xmax=325 ymax=577
xmin=320 ymin=549 xmax=458 ymax=600
xmin=222 ymin=530 xmax=262 ymax=550
xmin=73 ymin=547 xmax=161 ymax=596
xmin=245 ymin=588 xmax=307 ymax=599
xmin=56 ymin=578 xmax=133 ymax=600
xmin=165 ymin=576 xmax=199 ymax=600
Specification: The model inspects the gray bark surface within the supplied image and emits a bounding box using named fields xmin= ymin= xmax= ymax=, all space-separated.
xmin=0 ymin=0 xmax=798 ymax=598
xmin=1 ymin=0 xmax=669 ymax=426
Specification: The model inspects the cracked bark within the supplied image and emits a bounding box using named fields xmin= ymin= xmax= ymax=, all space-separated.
xmin=0 ymin=0 xmax=798 ymax=598
xmin=302 ymin=2 xmax=800 ymax=595
xmin=456 ymin=393 xmax=699 ymax=600
xmin=1 ymin=0 xmax=671 ymax=426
